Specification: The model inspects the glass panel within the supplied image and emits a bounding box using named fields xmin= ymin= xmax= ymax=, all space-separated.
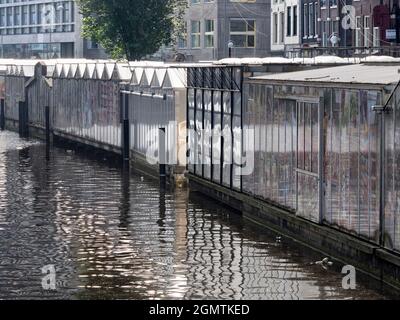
xmin=348 ymin=92 xmax=360 ymax=235
xmin=222 ymin=92 xmax=232 ymax=187
xmin=271 ymin=95 xmax=279 ymax=203
xmin=232 ymin=92 xmax=242 ymax=190
xmin=188 ymin=89 xmax=196 ymax=173
xmin=394 ymin=90 xmax=400 ymax=251
xmin=195 ymin=90 xmax=203 ymax=177
xmin=213 ymin=91 xmax=222 ymax=184
xmin=366 ymin=91 xmax=380 ymax=241
xmin=304 ymin=103 xmax=312 ymax=172
xmin=242 ymin=84 xmax=254 ymax=194
xmin=297 ymin=173 xmax=320 ymax=223
xmin=204 ymin=90 xmax=212 ymax=180
xmin=277 ymin=99 xmax=286 ymax=205
xmin=298 ymin=102 xmax=305 ymax=171
xmin=254 ymin=85 xmax=263 ymax=197
xmin=385 ymin=88 xmax=398 ymax=250
xmin=296 ymin=101 xmax=320 ymax=222
xmin=264 ymin=87 xmax=273 ymax=201
xmin=288 ymin=100 xmax=297 ymax=210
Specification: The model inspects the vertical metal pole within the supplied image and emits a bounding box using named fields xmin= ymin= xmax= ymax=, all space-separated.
xmin=0 ymin=99 xmax=5 ymax=131
xmin=45 ymin=105 xmax=50 ymax=160
xmin=18 ymin=99 xmax=29 ymax=138
xmin=240 ymin=67 xmax=244 ymax=193
xmin=318 ymin=97 xmax=325 ymax=224
xmin=19 ymin=101 xmax=25 ymax=137
xmin=193 ymin=88 xmax=197 ymax=175
xmin=122 ymin=93 xmax=130 ymax=165
xmin=45 ymin=105 xmax=50 ymax=145
xmin=220 ymin=90 xmax=224 ymax=185
xmin=186 ymin=86 xmax=190 ymax=173
xmin=379 ymin=111 xmax=386 ymax=246
xmin=123 ymin=119 xmax=130 ymax=163
xmin=201 ymin=70 xmax=205 ymax=179
xmin=230 ymin=67 xmax=234 ymax=190
xmin=159 ymin=127 xmax=166 ymax=179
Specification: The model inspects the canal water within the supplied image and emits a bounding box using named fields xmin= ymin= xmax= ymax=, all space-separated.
xmin=0 ymin=130 xmax=395 ymax=300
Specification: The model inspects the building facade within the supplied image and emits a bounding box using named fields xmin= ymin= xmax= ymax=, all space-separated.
xmin=352 ymin=0 xmax=400 ymax=48
xmin=271 ymin=0 xmax=301 ymax=54
xmin=178 ymin=0 xmax=271 ymax=61
xmin=0 ymin=0 xmax=107 ymax=59
xmin=298 ymin=0 xmax=400 ymax=54
xmin=299 ymin=0 xmax=350 ymax=50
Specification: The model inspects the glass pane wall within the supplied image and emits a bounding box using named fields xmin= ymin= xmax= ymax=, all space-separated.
xmin=187 ymin=66 xmax=243 ymax=190
xmin=324 ymin=89 xmax=380 ymax=241
xmin=384 ymin=85 xmax=400 ymax=251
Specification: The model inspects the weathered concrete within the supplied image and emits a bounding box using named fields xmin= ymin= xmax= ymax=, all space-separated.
xmin=189 ymin=173 xmax=400 ymax=292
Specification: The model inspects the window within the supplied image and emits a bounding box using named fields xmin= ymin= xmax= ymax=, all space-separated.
xmin=303 ymin=4 xmax=308 ymax=38
xmin=205 ymin=19 xmax=214 ymax=48
xmin=191 ymin=20 xmax=201 ymax=48
xmin=230 ymin=19 xmax=256 ymax=48
xmin=373 ymin=27 xmax=380 ymax=47
xmin=280 ymin=12 xmax=284 ymax=43
xmin=364 ymin=16 xmax=371 ymax=47
xmin=178 ymin=22 xmax=187 ymax=49
xmin=287 ymin=6 xmax=292 ymax=36
xmin=273 ymin=13 xmax=278 ymax=44
xmin=355 ymin=16 xmax=363 ymax=47
xmin=309 ymin=3 xmax=314 ymax=37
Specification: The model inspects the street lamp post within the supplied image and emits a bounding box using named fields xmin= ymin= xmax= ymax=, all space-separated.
xmin=228 ymin=40 xmax=234 ymax=58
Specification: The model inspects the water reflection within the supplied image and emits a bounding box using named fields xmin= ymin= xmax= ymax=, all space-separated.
xmin=0 ymin=130 xmax=394 ymax=300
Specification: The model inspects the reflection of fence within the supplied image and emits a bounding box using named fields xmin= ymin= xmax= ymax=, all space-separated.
xmin=288 ymin=46 xmax=400 ymax=58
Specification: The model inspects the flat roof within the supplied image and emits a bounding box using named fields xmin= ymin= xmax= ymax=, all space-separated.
xmin=250 ymin=64 xmax=400 ymax=86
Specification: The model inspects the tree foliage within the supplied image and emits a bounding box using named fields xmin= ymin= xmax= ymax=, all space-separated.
xmin=77 ymin=0 xmax=185 ymax=60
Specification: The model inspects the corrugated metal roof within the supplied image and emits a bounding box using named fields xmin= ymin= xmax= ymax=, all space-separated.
xmin=250 ymin=64 xmax=400 ymax=85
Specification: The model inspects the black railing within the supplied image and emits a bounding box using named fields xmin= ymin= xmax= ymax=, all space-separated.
xmin=287 ymin=46 xmax=400 ymax=59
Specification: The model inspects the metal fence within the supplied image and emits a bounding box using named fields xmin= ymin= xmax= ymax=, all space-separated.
xmin=1 ymin=60 xmax=187 ymax=177
xmin=4 ymin=74 xmax=25 ymax=121
xmin=121 ymin=65 xmax=187 ymax=170
xmin=52 ymin=77 xmax=122 ymax=148
xmin=287 ymin=46 xmax=400 ymax=59
xmin=187 ymin=66 xmax=243 ymax=190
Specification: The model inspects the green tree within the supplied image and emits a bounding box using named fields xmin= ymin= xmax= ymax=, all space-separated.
xmin=171 ymin=0 xmax=188 ymax=47
xmin=77 ymin=0 xmax=183 ymax=60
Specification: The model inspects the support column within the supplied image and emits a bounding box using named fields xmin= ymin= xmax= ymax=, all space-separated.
xmin=45 ymin=105 xmax=51 ymax=160
xmin=121 ymin=92 xmax=130 ymax=169
xmin=159 ymin=127 xmax=166 ymax=186
xmin=19 ymin=101 xmax=29 ymax=138
xmin=45 ymin=105 xmax=51 ymax=145
xmin=0 ymin=99 xmax=5 ymax=131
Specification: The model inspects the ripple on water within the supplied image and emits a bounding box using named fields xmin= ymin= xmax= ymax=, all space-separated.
xmin=0 ymin=130 xmax=395 ymax=300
